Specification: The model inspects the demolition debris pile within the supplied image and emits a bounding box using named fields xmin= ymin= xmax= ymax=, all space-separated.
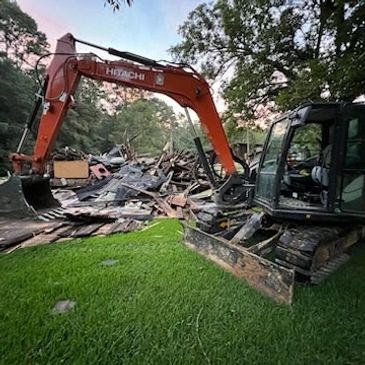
xmin=55 ymin=148 xmax=212 ymax=222
xmin=0 ymin=147 xmax=220 ymax=252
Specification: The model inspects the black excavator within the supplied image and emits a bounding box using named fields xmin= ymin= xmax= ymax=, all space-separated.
xmin=196 ymin=102 xmax=365 ymax=286
xmin=254 ymin=102 xmax=365 ymax=280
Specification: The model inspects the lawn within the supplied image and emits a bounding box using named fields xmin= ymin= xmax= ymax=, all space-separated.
xmin=1 ymin=219 xmax=365 ymax=365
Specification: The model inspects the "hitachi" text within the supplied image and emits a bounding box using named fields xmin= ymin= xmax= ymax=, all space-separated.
xmin=106 ymin=67 xmax=145 ymax=81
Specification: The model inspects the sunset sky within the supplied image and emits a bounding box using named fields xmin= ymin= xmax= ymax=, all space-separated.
xmin=16 ymin=0 xmax=221 ymax=114
xmin=17 ymin=0 xmax=200 ymax=62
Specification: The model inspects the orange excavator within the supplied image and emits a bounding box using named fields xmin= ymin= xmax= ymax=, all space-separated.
xmin=0 ymin=33 xmax=248 ymax=218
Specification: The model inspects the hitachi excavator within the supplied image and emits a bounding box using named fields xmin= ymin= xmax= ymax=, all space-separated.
xmin=0 ymin=33 xmax=247 ymax=218
xmin=1 ymin=34 xmax=364 ymax=303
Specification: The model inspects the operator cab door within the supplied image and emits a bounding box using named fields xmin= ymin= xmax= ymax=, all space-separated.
xmin=255 ymin=118 xmax=288 ymax=206
xmin=339 ymin=104 xmax=365 ymax=215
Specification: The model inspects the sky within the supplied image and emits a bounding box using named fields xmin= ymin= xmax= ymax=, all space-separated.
xmin=17 ymin=0 xmax=210 ymax=115
xmin=17 ymin=0 xmax=201 ymax=58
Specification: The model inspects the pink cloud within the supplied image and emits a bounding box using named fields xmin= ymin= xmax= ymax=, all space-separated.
xmin=17 ymin=0 xmax=72 ymax=51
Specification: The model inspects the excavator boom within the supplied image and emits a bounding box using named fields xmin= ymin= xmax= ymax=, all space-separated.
xmin=12 ymin=33 xmax=236 ymax=176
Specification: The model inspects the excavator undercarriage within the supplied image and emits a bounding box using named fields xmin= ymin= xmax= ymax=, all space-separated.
xmin=186 ymin=212 xmax=364 ymax=304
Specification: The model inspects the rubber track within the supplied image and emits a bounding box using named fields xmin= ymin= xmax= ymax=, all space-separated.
xmin=275 ymin=225 xmax=348 ymax=281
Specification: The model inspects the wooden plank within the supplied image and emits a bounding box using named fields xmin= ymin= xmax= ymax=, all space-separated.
xmin=230 ymin=212 xmax=265 ymax=245
xmin=6 ymin=223 xmax=76 ymax=251
xmin=71 ymin=223 xmax=105 ymax=238
xmin=176 ymin=206 xmax=184 ymax=219
xmin=159 ymin=170 xmax=174 ymax=193
xmin=50 ymin=178 xmax=89 ymax=188
xmin=110 ymin=220 xmax=143 ymax=234
xmin=18 ymin=225 xmax=69 ymax=248
xmin=184 ymin=225 xmax=295 ymax=305
xmin=53 ymin=160 xmax=89 ymax=178
xmin=118 ymin=182 xmax=177 ymax=218
xmin=189 ymin=189 xmax=213 ymax=200
xmin=0 ymin=219 xmax=62 ymax=250
xmin=92 ymin=223 xmax=114 ymax=236
xmin=57 ymin=223 xmax=84 ymax=238
xmin=247 ymin=231 xmax=281 ymax=256
xmin=109 ymin=220 xmax=126 ymax=234
xmin=169 ymin=194 xmax=187 ymax=207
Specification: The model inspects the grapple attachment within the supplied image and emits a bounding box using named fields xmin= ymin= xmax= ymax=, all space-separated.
xmin=0 ymin=175 xmax=59 ymax=219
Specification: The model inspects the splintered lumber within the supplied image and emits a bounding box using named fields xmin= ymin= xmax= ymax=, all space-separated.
xmin=64 ymin=206 xmax=120 ymax=221
xmin=118 ymin=182 xmax=177 ymax=218
xmin=184 ymin=225 xmax=295 ymax=305
xmin=17 ymin=223 xmax=72 ymax=248
xmin=57 ymin=223 xmax=84 ymax=238
xmin=168 ymin=194 xmax=187 ymax=207
xmin=4 ymin=223 xmax=77 ymax=251
xmin=110 ymin=219 xmax=143 ymax=233
xmin=159 ymin=171 xmax=174 ymax=193
xmin=189 ymin=189 xmax=213 ymax=200
xmin=175 ymin=206 xmax=184 ymax=219
xmin=149 ymin=152 xmax=165 ymax=176
xmin=50 ymin=178 xmax=90 ymax=188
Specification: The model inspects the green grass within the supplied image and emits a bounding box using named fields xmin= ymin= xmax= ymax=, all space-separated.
xmin=1 ymin=219 xmax=365 ymax=365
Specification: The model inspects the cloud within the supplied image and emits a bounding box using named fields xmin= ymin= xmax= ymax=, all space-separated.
xmin=17 ymin=0 xmax=74 ymax=50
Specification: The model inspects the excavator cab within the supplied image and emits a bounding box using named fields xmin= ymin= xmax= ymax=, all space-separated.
xmin=255 ymin=103 xmax=365 ymax=222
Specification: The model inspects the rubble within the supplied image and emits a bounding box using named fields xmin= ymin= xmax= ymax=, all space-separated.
xmin=1 ymin=148 xmax=220 ymax=252
xmin=57 ymin=149 xmax=211 ymax=221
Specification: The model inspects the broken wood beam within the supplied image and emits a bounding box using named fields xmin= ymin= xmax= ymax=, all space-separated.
xmin=247 ymin=231 xmax=282 ymax=256
xmin=230 ymin=212 xmax=265 ymax=245
xmin=118 ymin=182 xmax=177 ymax=218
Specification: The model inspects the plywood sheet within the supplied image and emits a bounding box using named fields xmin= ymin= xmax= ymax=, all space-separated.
xmin=54 ymin=160 xmax=89 ymax=179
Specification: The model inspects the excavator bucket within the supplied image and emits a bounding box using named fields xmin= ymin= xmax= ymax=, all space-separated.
xmin=0 ymin=175 xmax=60 ymax=219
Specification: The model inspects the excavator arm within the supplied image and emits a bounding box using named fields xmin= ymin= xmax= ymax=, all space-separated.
xmin=12 ymin=33 xmax=236 ymax=177
xmin=8 ymin=34 xmax=250 ymax=212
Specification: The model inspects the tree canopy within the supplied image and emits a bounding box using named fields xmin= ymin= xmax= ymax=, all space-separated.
xmin=105 ymin=0 xmax=133 ymax=12
xmin=171 ymin=0 xmax=365 ymax=122
xmin=0 ymin=0 xmax=48 ymax=67
xmin=0 ymin=0 xmax=49 ymax=166
xmin=0 ymin=0 xmax=189 ymax=170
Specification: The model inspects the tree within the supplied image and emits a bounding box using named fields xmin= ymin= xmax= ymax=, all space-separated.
xmin=57 ymin=79 xmax=107 ymax=153
xmin=105 ymin=98 xmax=172 ymax=155
xmin=0 ymin=0 xmax=49 ymax=168
xmin=224 ymin=116 xmax=265 ymax=147
xmin=105 ymin=0 xmax=133 ymax=11
xmin=0 ymin=0 xmax=48 ymax=68
xmin=0 ymin=57 xmax=35 ymax=166
xmin=171 ymin=0 xmax=365 ymax=122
